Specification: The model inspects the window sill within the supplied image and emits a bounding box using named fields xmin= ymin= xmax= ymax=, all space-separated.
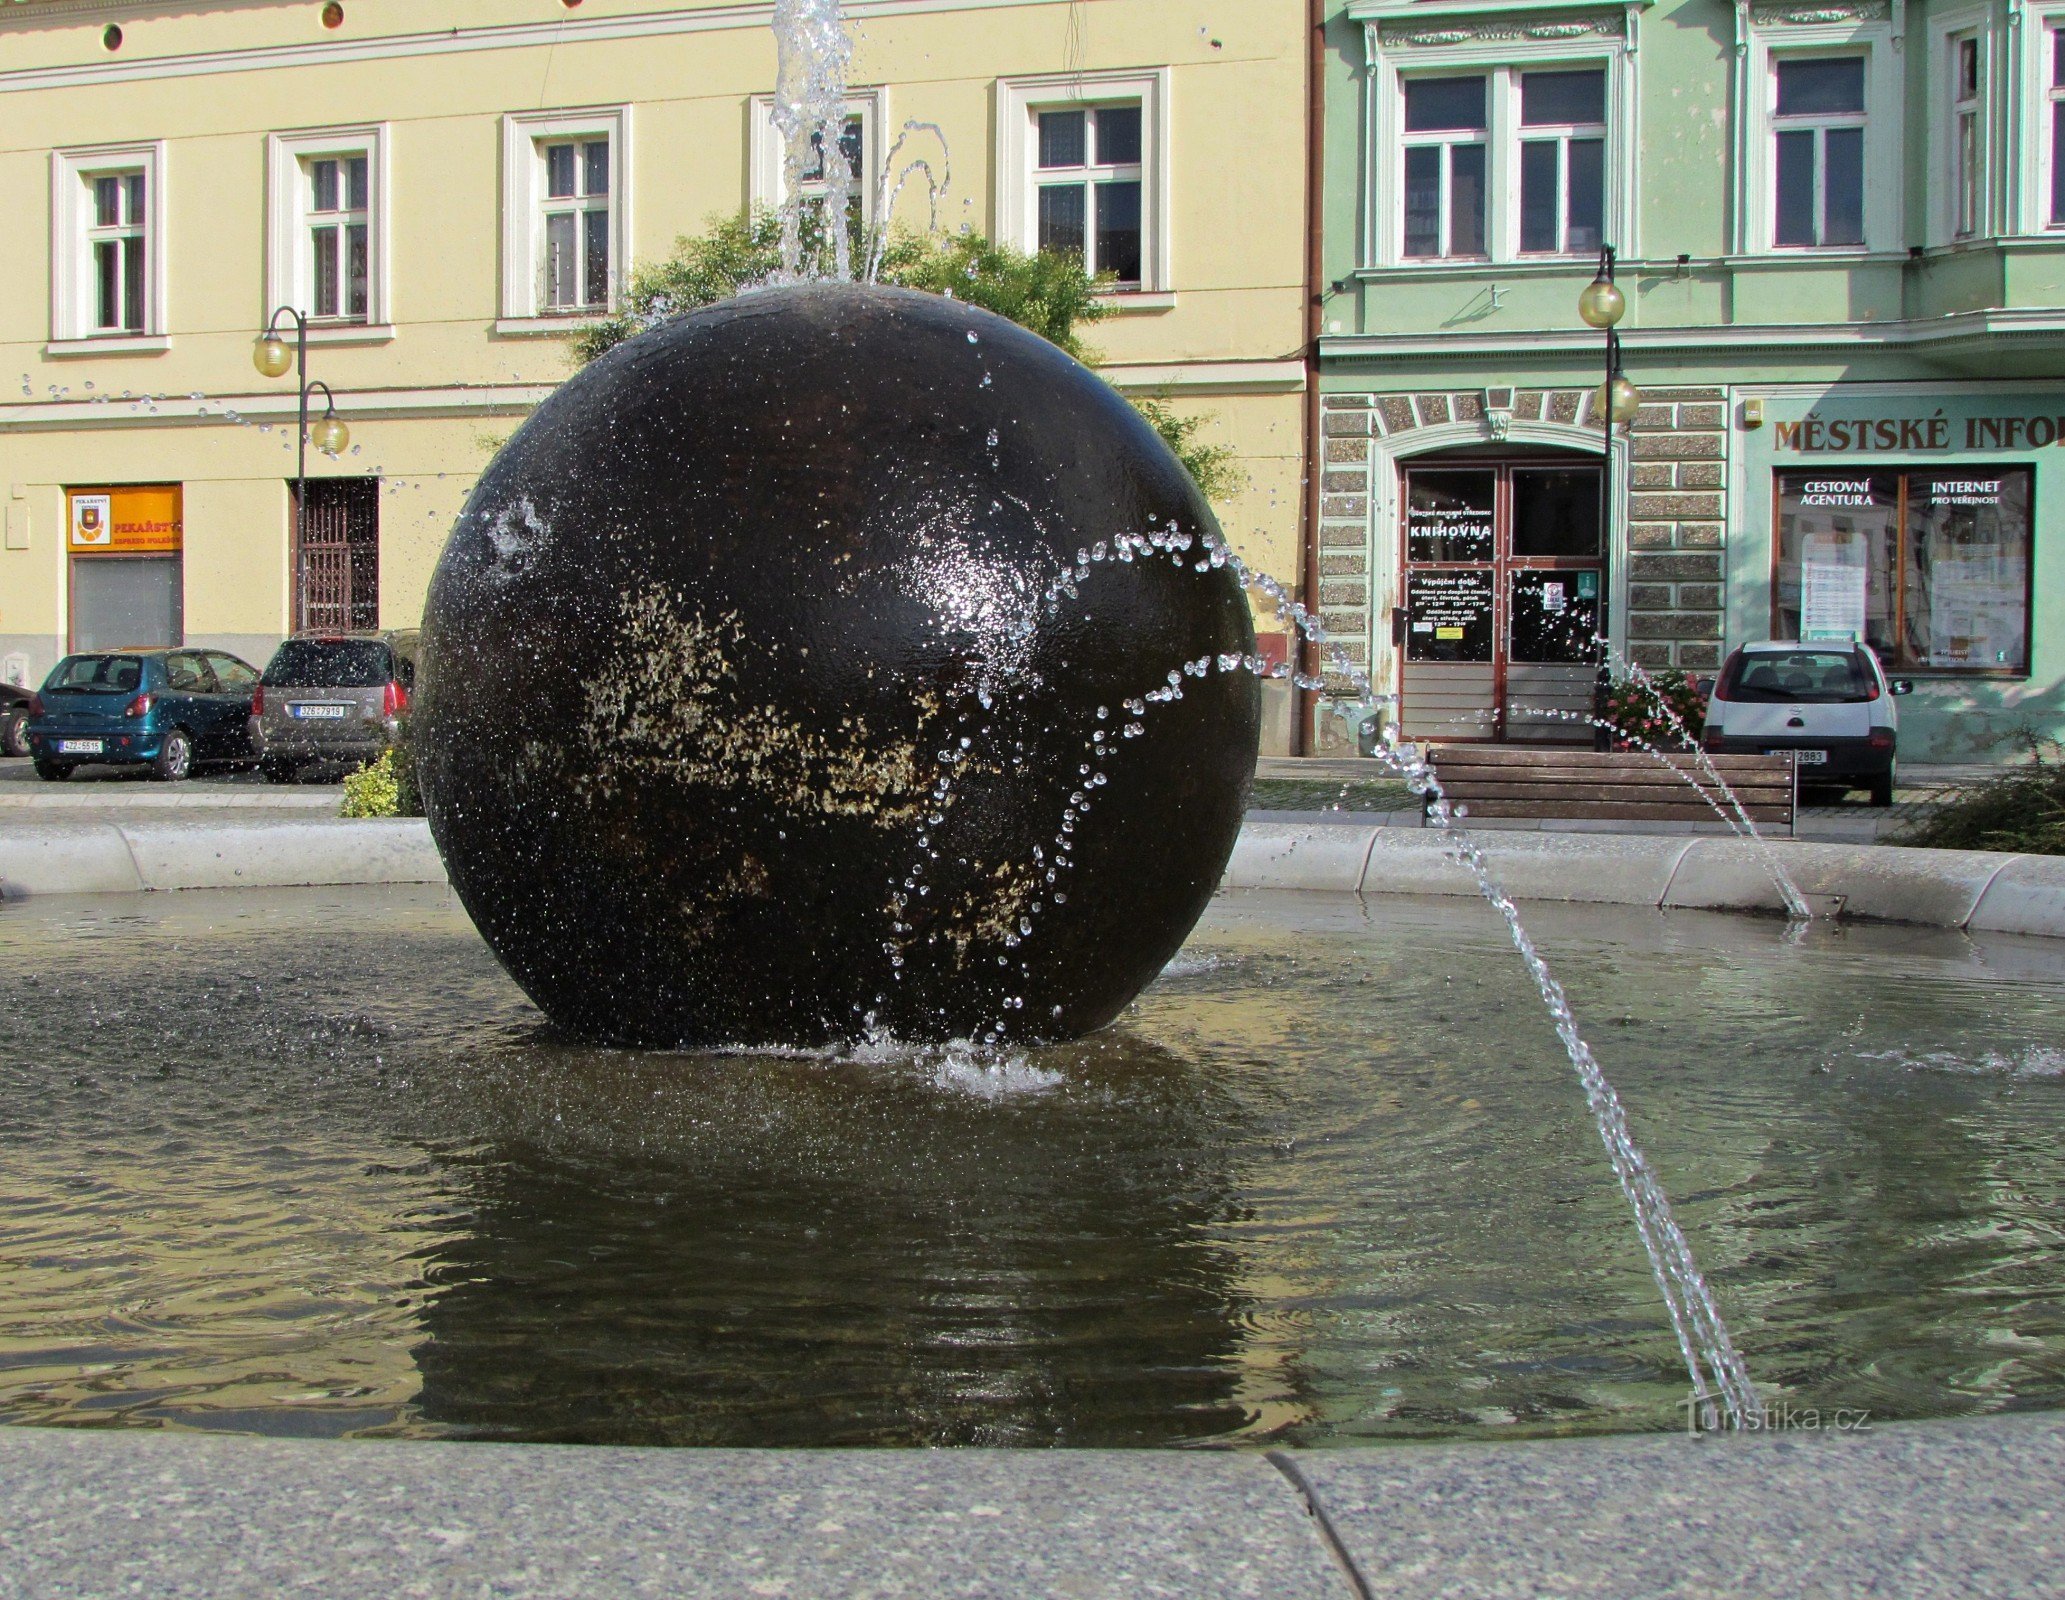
xmin=492 ymin=314 xmax=611 ymax=338
xmin=44 ymin=335 xmax=172 ymax=358
xmin=1356 ymin=258 xmax=1596 ymax=280
xmin=1095 ymin=290 xmax=1177 ymax=313
xmin=302 ymin=323 xmax=397 ymax=346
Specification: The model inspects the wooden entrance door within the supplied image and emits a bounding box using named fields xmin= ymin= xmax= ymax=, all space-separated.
xmin=294 ymin=478 xmax=380 ymax=633
xmin=1396 ymin=459 xmax=1605 ymax=744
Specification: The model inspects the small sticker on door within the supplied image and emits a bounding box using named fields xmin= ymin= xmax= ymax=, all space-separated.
xmin=1542 ymin=581 xmax=1566 ymax=614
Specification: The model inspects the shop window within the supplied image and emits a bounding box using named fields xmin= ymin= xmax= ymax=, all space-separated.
xmin=498 ymin=108 xmax=629 ymax=327
xmin=997 ymin=71 xmax=1168 ymax=295
xmin=51 ymin=143 xmax=167 ymax=347
xmin=267 ymin=127 xmax=389 ymax=334
xmin=66 ymin=485 xmax=184 ymax=652
xmin=1773 ymin=468 xmax=2032 ymax=673
xmin=1772 ymin=57 xmax=1866 ymax=247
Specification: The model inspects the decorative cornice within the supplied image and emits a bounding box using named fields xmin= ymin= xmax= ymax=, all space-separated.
xmin=1318 ymin=306 xmax=2065 ymax=362
xmin=1381 ymin=12 xmax=1622 ymax=44
xmin=0 ymin=0 xmax=1077 ymax=93
xmin=1749 ymin=0 xmax=1889 ymax=23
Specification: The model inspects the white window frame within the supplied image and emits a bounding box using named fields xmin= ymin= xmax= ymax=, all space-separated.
xmin=266 ymin=124 xmax=392 ymax=342
xmin=2015 ymin=6 xmax=2065 ymax=234
xmin=48 ymin=141 xmax=168 ymax=354
xmin=1733 ymin=17 xmax=1902 ymax=255
xmin=1362 ymin=32 xmax=1635 ymax=270
xmin=1946 ymin=29 xmax=1985 ymax=240
xmin=995 ymin=69 xmax=1171 ymax=302
xmin=497 ymin=106 xmax=631 ymax=334
xmin=749 ymin=87 xmax=885 ymax=222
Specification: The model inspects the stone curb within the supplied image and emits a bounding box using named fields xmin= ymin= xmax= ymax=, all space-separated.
xmin=0 ymin=817 xmax=443 ymax=898
xmin=1 ymin=1414 xmax=2058 ymax=1600
xmin=3 ymin=816 xmax=2062 ymax=942
xmin=1225 ymin=820 xmax=2064 ymax=939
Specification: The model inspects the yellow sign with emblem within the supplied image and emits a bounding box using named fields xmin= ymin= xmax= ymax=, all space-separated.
xmin=68 ymin=484 xmax=182 ymax=553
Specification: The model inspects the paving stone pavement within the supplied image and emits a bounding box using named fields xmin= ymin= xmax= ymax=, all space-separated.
xmin=2 ymin=1415 xmax=2060 ymax=1599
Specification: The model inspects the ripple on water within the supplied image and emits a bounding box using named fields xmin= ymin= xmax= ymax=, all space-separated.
xmin=2 ymin=885 xmax=2064 ymax=1446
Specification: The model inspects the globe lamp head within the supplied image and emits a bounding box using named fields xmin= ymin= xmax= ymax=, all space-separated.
xmin=1577 ymin=276 xmax=1626 ymax=330
xmin=253 ymin=334 xmax=293 ymax=379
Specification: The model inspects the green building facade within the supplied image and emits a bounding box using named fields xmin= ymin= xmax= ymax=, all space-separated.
xmin=1317 ymin=0 xmax=2065 ymax=762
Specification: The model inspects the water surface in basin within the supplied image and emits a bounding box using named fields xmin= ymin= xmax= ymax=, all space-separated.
xmin=3 ymin=884 xmax=2062 ymax=1446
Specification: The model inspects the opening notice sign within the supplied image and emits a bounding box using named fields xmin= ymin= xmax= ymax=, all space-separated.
xmin=1406 ymin=569 xmax=1494 ymax=661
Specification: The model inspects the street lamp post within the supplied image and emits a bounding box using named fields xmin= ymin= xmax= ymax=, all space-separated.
xmin=254 ymin=308 xmax=351 ymax=631
xmin=1577 ymin=245 xmax=1639 ymax=672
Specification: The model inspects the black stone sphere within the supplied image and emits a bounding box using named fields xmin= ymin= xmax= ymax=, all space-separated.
xmin=415 ymin=284 xmax=1258 ymax=1048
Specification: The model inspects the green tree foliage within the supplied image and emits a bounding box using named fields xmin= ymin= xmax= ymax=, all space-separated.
xmin=574 ymin=208 xmax=1242 ymax=504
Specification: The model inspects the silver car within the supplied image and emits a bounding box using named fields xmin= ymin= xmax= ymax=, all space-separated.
xmin=252 ymin=630 xmax=417 ymax=781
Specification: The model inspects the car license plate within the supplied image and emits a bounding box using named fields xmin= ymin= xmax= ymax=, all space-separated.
xmin=289 ymin=703 xmax=349 ymax=720
xmin=57 ymin=738 xmax=104 ymax=754
xmin=1794 ymin=749 xmax=1828 ymax=765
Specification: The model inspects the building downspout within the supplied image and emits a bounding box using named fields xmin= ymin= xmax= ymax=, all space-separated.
xmin=1295 ymin=0 xmax=1327 ymax=757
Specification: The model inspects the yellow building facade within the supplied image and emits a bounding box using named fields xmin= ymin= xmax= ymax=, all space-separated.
xmin=0 ymin=0 xmax=1311 ymax=749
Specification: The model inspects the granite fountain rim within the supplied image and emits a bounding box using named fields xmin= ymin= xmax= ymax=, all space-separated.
xmin=1 ymin=814 xmax=2062 ymax=940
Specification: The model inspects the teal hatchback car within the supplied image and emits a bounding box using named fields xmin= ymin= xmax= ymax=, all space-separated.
xmin=26 ymin=647 xmax=262 ymax=781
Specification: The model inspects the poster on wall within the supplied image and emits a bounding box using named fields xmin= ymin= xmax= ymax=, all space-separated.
xmin=1800 ymin=561 xmax=1867 ymax=641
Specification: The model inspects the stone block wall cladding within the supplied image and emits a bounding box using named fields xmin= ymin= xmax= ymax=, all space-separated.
xmin=1315 ymin=388 xmax=1730 ymax=691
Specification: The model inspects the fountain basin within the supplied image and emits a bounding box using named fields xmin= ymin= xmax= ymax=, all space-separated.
xmin=4 ymin=877 xmax=2063 ymax=1447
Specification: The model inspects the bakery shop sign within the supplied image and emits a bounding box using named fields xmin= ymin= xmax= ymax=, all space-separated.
xmin=1775 ymin=412 xmax=2065 ymax=452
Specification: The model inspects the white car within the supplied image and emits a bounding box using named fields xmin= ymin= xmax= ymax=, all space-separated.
xmin=1701 ymin=640 xmax=1913 ymax=807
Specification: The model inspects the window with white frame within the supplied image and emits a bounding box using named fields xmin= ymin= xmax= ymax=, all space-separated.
xmin=1734 ymin=17 xmax=1900 ymax=256
xmin=1366 ymin=38 xmax=1625 ymax=270
xmin=997 ymin=71 xmax=1168 ymax=296
xmin=1950 ymin=34 xmax=1982 ymax=237
xmin=749 ymin=92 xmax=880 ymax=226
xmin=50 ymin=143 xmax=166 ymax=345
xmin=266 ymin=127 xmax=388 ymax=333
xmin=306 ymin=154 xmax=369 ymax=319
xmin=1401 ymin=76 xmax=1487 ymax=258
xmin=1771 ymin=56 xmax=1867 ymax=247
xmin=540 ymin=138 xmax=611 ymax=312
xmin=1517 ymin=71 xmax=1606 ymax=255
xmin=1398 ymin=67 xmax=1606 ymax=261
xmin=87 ymin=169 xmax=148 ymax=333
xmin=1033 ymin=104 xmax=1143 ymax=285
xmin=499 ymin=109 xmax=630 ymax=326
xmin=2051 ymin=25 xmax=2065 ymax=225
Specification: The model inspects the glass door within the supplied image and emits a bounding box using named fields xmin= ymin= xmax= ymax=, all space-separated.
xmin=1397 ymin=459 xmax=1604 ymax=743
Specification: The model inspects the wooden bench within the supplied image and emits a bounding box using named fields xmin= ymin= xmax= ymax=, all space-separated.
xmin=1421 ymin=745 xmax=1797 ymax=834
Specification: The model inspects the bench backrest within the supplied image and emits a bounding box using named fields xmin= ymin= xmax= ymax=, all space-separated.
xmin=1424 ymin=745 xmax=1796 ymax=830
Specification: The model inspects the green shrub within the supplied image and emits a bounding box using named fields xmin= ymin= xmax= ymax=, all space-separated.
xmin=1597 ymin=670 xmax=1706 ymax=751
xmin=338 ymin=717 xmax=423 ymax=820
xmin=1900 ymin=744 xmax=2065 ymax=855
xmin=573 ymin=208 xmax=1242 ymax=505
xmin=339 ymin=750 xmax=400 ymax=818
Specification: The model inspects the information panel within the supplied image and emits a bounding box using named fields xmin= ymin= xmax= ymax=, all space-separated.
xmin=1406 ymin=569 xmax=1495 ymax=662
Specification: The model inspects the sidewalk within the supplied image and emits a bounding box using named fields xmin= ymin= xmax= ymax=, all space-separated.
xmin=2 ymin=1412 xmax=2057 ymax=1600
xmin=0 ymin=754 xmax=336 ymax=819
